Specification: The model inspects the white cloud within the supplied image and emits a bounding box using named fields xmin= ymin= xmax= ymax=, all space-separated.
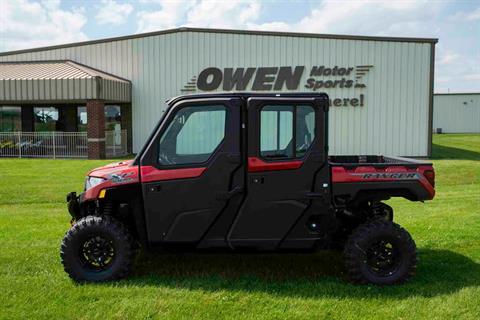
xmin=451 ymin=7 xmax=480 ymax=22
xmin=438 ymin=52 xmax=460 ymax=65
xmin=461 ymin=73 xmax=480 ymax=81
xmin=465 ymin=7 xmax=480 ymax=21
xmin=0 ymin=0 xmax=88 ymax=51
xmin=248 ymin=0 xmax=439 ymax=37
xmin=135 ymin=0 xmax=444 ymax=38
xmin=136 ymin=0 xmax=261 ymax=32
xmin=137 ymin=0 xmax=196 ymax=32
xmin=186 ymin=0 xmax=260 ymax=29
xmin=435 ymin=47 xmax=480 ymax=91
xmin=95 ymin=0 xmax=133 ymax=26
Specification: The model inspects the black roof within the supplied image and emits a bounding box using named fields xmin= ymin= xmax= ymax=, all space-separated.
xmin=167 ymin=92 xmax=330 ymax=105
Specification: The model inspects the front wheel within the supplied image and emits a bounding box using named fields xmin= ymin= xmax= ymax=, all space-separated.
xmin=343 ymin=220 xmax=416 ymax=285
xmin=60 ymin=216 xmax=136 ymax=282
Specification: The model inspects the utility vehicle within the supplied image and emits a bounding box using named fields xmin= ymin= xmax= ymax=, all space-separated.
xmin=62 ymin=93 xmax=435 ymax=285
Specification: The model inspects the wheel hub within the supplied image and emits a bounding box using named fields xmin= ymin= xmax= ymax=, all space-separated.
xmin=365 ymin=240 xmax=401 ymax=277
xmin=81 ymin=235 xmax=115 ymax=270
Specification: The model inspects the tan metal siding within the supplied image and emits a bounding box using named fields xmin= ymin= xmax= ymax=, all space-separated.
xmin=0 ymin=61 xmax=130 ymax=103
xmin=0 ymin=31 xmax=432 ymax=155
xmin=433 ymin=94 xmax=480 ymax=133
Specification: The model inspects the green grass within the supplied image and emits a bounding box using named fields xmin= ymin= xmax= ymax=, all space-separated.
xmin=1 ymin=134 xmax=479 ymax=319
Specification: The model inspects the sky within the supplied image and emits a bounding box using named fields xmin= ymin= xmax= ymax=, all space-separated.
xmin=0 ymin=0 xmax=479 ymax=93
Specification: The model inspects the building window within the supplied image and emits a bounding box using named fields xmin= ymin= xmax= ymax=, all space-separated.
xmin=34 ymin=106 xmax=59 ymax=131
xmin=75 ymin=105 xmax=122 ymax=132
xmin=260 ymin=105 xmax=315 ymax=159
xmin=105 ymin=105 xmax=121 ymax=131
xmin=77 ymin=106 xmax=87 ymax=132
xmin=0 ymin=106 xmax=21 ymax=132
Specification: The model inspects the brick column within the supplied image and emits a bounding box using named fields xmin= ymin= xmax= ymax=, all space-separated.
xmin=86 ymin=100 xmax=105 ymax=159
xmin=120 ymin=104 xmax=133 ymax=153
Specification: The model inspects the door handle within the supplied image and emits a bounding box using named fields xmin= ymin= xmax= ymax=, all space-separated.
xmin=215 ymin=186 xmax=244 ymax=200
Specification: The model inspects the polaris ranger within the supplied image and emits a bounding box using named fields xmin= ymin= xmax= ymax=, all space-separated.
xmin=62 ymin=93 xmax=435 ymax=285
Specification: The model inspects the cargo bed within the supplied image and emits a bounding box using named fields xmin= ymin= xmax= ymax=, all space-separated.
xmin=329 ymin=155 xmax=432 ymax=168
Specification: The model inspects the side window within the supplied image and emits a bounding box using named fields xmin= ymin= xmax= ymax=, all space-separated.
xmin=260 ymin=105 xmax=315 ymax=159
xmin=296 ymin=105 xmax=316 ymax=157
xmin=158 ymin=105 xmax=226 ymax=165
xmin=260 ymin=105 xmax=294 ymax=158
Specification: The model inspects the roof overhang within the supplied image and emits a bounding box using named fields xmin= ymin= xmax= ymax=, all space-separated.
xmin=0 ymin=60 xmax=131 ymax=104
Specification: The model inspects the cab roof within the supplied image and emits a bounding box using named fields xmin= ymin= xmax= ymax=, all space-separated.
xmin=167 ymin=92 xmax=330 ymax=105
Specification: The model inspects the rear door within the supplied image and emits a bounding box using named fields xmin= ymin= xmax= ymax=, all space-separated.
xmin=139 ymin=97 xmax=243 ymax=244
xmin=228 ymin=96 xmax=329 ymax=249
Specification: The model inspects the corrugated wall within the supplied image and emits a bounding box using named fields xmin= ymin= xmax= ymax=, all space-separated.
xmin=0 ymin=30 xmax=433 ymax=156
xmin=0 ymin=78 xmax=131 ymax=102
xmin=433 ymin=94 xmax=480 ymax=133
xmin=0 ymin=78 xmax=97 ymax=101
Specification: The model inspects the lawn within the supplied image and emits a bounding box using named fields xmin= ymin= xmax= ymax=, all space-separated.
xmin=0 ymin=134 xmax=479 ymax=319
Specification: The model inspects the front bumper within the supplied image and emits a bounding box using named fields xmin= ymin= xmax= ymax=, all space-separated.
xmin=66 ymin=191 xmax=82 ymax=219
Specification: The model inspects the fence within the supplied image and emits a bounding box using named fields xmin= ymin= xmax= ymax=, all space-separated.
xmin=0 ymin=130 xmax=127 ymax=159
xmin=105 ymin=130 xmax=128 ymax=158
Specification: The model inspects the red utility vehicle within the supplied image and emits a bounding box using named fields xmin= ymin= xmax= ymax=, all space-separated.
xmin=62 ymin=93 xmax=435 ymax=285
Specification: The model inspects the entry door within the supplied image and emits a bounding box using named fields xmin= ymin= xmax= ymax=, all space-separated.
xmin=228 ymin=97 xmax=327 ymax=249
xmin=140 ymin=98 xmax=243 ymax=244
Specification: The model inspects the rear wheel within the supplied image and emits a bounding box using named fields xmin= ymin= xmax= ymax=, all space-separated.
xmin=343 ymin=220 xmax=416 ymax=285
xmin=61 ymin=215 xmax=135 ymax=282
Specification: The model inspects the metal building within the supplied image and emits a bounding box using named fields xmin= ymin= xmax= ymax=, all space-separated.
xmin=433 ymin=93 xmax=480 ymax=133
xmin=0 ymin=27 xmax=436 ymax=158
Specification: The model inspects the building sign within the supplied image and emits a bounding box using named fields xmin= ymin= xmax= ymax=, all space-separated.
xmin=182 ymin=65 xmax=373 ymax=107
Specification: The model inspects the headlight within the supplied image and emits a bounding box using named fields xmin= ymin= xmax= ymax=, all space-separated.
xmin=85 ymin=176 xmax=106 ymax=190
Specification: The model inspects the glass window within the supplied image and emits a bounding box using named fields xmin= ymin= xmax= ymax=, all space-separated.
xmin=260 ymin=105 xmax=294 ymax=158
xmin=34 ymin=106 xmax=59 ymax=131
xmin=76 ymin=105 xmax=122 ymax=131
xmin=260 ymin=105 xmax=315 ymax=159
xmin=158 ymin=105 xmax=226 ymax=165
xmin=0 ymin=106 xmax=21 ymax=132
xmin=105 ymin=105 xmax=121 ymax=130
xmin=77 ymin=106 xmax=87 ymax=132
xmin=296 ymin=105 xmax=316 ymax=157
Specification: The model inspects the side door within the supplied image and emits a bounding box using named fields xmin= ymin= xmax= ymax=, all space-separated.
xmin=228 ymin=96 xmax=329 ymax=249
xmin=139 ymin=98 xmax=243 ymax=245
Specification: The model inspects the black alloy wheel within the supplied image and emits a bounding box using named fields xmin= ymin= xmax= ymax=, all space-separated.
xmin=80 ymin=235 xmax=116 ymax=271
xmin=61 ymin=215 xmax=136 ymax=282
xmin=344 ymin=220 xmax=416 ymax=285
xmin=365 ymin=239 xmax=402 ymax=277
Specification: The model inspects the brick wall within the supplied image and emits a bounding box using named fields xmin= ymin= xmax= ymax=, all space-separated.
xmin=86 ymin=100 xmax=105 ymax=159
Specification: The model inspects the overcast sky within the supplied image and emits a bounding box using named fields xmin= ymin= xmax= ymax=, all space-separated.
xmin=0 ymin=0 xmax=479 ymax=93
